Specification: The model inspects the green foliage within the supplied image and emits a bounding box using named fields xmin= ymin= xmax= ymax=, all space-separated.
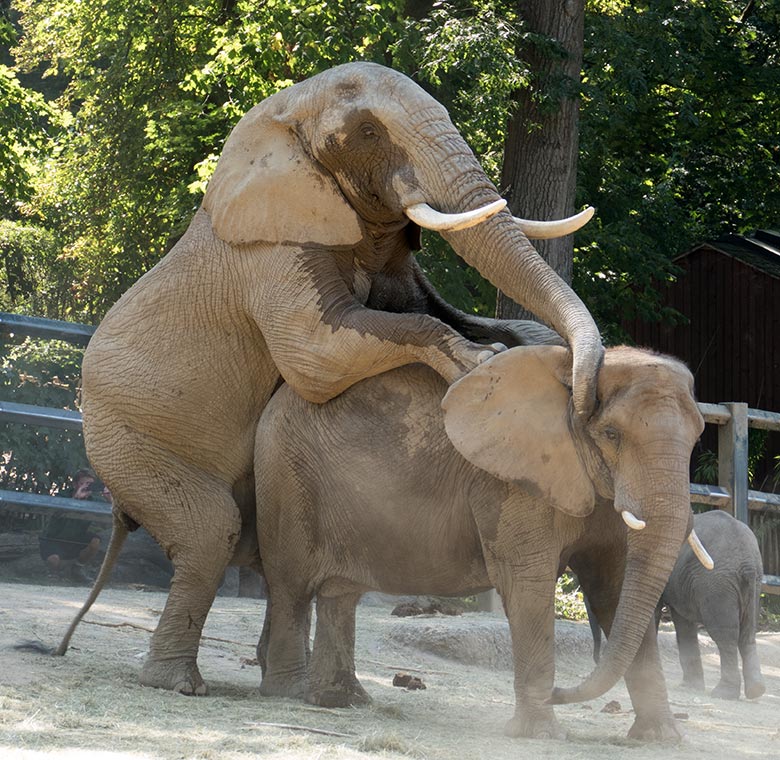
xmin=0 ymin=219 xmax=81 ymax=319
xmin=555 ymin=573 xmax=588 ymax=621
xmin=0 ymin=337 xmax=87 ymax=494
xmin=3 ymin=0 xmax=780 ymax=326
xmin=0 ymin=62 xmax=55 ymax=217
xmin=693 ymin=428 xmax=775 ymax=488
xmin=759 ymin=593 xmax=780 ymax=631
xmin=575 ymin=0 xmax=780 ymax=342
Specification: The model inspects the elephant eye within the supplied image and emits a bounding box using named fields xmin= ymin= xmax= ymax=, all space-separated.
xmin=360 ymin=122 xmax=378 ymax=139
xmin=601 ymin=427 xmax=620 ymax=443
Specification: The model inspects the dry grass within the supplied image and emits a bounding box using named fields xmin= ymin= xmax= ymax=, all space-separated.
xmin=1 ymin=582 xmax=779 ymax=759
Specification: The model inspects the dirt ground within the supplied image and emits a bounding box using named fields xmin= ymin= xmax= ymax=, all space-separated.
xmin=0 ymin=581 xmax=779 ymax=760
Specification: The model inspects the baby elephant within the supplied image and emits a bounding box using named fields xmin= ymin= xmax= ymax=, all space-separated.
xmin=659 ymin=509 xmax=765 ymax=699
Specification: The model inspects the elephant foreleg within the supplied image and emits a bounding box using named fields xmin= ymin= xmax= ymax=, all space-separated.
xmin=622 ymin=620 xmax=682 ymax=741
xmin=306 ymin=591 xmax=370 ymax=708
xmin=573 ymin=553 xmax=680 ymax=741
xmin=253 ymin=249 xmax=503 ymax=404
xmin=669 ymin=609 xmax=705 ymax=691
xmin=474 ymin=496 xmax=564 ymax=740
xmin=370 ymin=257 xmax=565 ymax=348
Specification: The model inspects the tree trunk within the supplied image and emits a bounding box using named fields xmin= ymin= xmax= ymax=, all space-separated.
xmin=497 ymin=0 xmax=585 ymax=321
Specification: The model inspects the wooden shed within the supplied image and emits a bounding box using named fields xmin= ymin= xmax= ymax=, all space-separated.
xmin=623 ymin=229 xmax=780 ymax=414
xmin=623 ymin=230 xmax=780 ymax=572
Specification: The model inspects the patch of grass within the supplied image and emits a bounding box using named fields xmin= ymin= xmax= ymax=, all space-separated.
xmin=358 ymin=732 xmax=416 ymax=755
xmin=759 ymin=593 xmax=780 ymax=631
xmin=370 ymin=703 xmax=406 ymax=721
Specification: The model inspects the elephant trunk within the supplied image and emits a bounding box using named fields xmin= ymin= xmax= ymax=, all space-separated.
xmin=402 ymin=126 xmax=603 ymax=415
xmin=549 ymin=481 xmax=691 ymax=705
xmin=444 ymin=214 xmax=603 ymax=416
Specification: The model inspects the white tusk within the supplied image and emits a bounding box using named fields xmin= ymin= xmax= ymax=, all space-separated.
xmin=404 ymin=199 xmax=507 ymax=232
xmin=688 ymin=529 xmax=714 ymax=570
xmin=513 ymin=206 xmax=595 ymax=239
xmin=622 ymin=511 xmax=646 ymax=530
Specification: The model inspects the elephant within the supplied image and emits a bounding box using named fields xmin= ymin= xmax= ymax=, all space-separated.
xmin=658 ymin=509 xmax=765 ymax=700
xmin=253 ymin=343 xmax=713 ymax=740
xmin=53 ymin=63 xmax=610 ymax=697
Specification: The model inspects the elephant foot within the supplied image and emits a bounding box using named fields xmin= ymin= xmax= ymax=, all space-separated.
xmin=306 ymin=683 xmax=372 ymax=708
xmin=680 ymin=676 xmax=705 ymax=692
xmin=711 ymin=681 xmax=740 ymax=700
xmin=504 ymin=710 xmax=566 ymax=740
xmin=259 ymin=671 xmax=307 ymax=701
xmin=306 ymin=669 xmax=372 ymax=708
xmin=744 ymin=679 xmax=765 ymax=700
xmin=627 ymin=713 xmax=683 ymax=743
xmin=140 ymin=657 xmax=207 ymax=696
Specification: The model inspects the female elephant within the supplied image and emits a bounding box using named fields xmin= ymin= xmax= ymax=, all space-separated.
xmin=660 ymin=509 xmax=765 ymax=700
xmin=254 ymin=345 xmax=710 ymax=740
xmin=56 ymin=62 xmax=600 ymax=695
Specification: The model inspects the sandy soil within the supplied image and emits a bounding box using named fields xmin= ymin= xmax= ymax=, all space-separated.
xmin=0 ymin=581 xmax=778 ymax=760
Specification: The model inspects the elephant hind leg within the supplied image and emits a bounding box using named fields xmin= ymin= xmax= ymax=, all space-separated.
xmin=306 ymin=591 xmax=370 ymax=708
xmin=101 ymin=444 xmax=243 ymax=695
xmin=258 ymin=584 xmax=312 ymax=700
xmin=738 ymin=579 xmax=765 ymax=699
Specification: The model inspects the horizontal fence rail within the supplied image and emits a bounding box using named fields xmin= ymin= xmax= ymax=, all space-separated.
xmin=0 ymin=312 xmax=95 ymax=346
xmin=0 ymin=490 xmax=112 ymax=523
xmin=1 ymin=314 xmax=97 ymax=520
xmin=0 ymin=401 xmax=84 ymax=431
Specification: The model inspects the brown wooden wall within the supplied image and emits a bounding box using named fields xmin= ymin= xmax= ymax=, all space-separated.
xmin=623 ymin=247 xmax=780 ymax=413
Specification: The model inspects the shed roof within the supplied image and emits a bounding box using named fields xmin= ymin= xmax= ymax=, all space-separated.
xmin=674 ymin=229 xmax=780 ymax=279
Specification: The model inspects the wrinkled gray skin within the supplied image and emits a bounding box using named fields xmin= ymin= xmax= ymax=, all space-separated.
xmin=659 ymin=510 xmax=765 ymax=700
xmin=55 ymin=62 xmax=602 ymax=696
xmin=255 ymin=345 xmax=704 ymax=741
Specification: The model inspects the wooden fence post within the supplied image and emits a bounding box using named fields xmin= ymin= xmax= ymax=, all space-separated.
xmin=718 ymin=402 xmax=749 ymax=524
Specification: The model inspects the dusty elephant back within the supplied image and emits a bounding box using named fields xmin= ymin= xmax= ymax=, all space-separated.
xmin=255 ymin=365 xmax=492 ymax=595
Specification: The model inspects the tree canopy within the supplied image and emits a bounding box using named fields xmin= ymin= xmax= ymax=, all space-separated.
xmin=1 ymin=0 xmax=779 ymax=337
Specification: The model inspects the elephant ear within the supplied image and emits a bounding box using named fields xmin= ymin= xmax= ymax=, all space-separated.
xmin=442 ymin=345 xmax=595 ymax=517
xmin=203 ymin=104 xmax=363 ymax=247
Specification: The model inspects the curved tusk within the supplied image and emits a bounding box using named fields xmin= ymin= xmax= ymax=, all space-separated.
xmin=513 ymin=206 xmax=595 ymax=239
xmin=622 ymin=511 xmax=646 ymax=530
xmin=404 ymin=199 xmax=507 ymax=232
xmin=688 ymin=529 xmax=714 ymax=570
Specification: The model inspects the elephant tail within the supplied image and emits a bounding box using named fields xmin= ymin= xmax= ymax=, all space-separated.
xmin=738 ymin=565 xmax=763 ymax=649
xmin=53 ymin=509 xmax=132 ymax=656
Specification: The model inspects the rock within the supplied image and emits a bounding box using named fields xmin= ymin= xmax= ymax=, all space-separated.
xmin=392 ymin=673 xmax=426 ymax=690
xmin=385 ymin=616 xmax=600 ymax=670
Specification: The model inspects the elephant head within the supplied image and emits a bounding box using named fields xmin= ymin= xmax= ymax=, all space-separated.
xmin=202 ymin=62 xmax=603 ymax=415
xmin=441 ymin=344 xmax=708 ymax=703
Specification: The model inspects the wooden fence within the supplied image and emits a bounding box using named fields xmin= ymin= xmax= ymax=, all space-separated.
xmin=1 ymin=313 xmax=779 ymax=592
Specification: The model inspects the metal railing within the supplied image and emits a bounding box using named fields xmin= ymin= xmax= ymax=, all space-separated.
xmin=0 ymin=314 xmax=104 ymax=522
xmin=1 ymin=313 xmax=779 ymax=589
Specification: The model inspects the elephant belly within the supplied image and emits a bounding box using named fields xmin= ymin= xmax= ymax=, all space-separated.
xmin=312 ymin=489 xmax=490 ymax=598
